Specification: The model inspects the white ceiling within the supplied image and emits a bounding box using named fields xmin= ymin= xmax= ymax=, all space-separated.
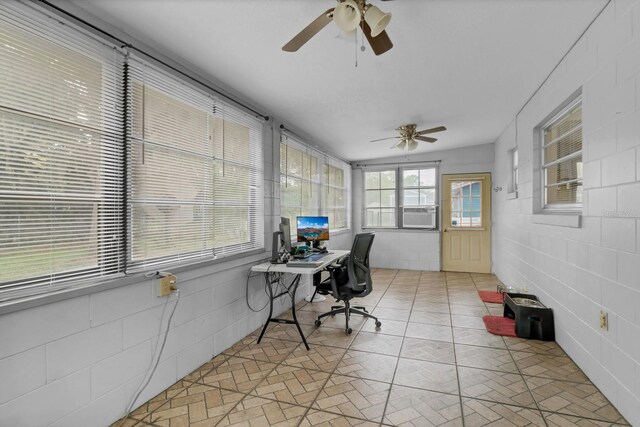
xmin=65 ymin=0 xmax=605 ymax=161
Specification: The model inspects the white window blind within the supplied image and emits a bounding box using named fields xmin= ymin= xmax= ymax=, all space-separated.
xmin=543 ymin=100 xmax=582 ymax=208
xmin=322 ymin=157 xmax=350 ymax=231
xmin=0 ymin=2 xmax=124 ymax=297
xmin=279 ymin=135 xmax=350 ymax=232
xmin=127 ymin=57 xmax=264 ymax=270
xmin=280 ymin=136 xmax=320 ymax=222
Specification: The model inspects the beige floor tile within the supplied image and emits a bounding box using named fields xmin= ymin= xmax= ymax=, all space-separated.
xmin=411 ymin=302 xmax=451 ymax=314
xmin=307 ymin=326 xmax=358 ymax=348
xmin=317 ymin=311 xmax=369 ymax=331
xmin=235 ymin=338 xmax=298 ymax=363
xmin=524 ymin=376 xmax=627 ymax=423
xmin=251 ymin=322 xmax=318 ymax=343
xmin=543 ymin=411 xmax=629 ymax=426
xmin=312 ymin=375 xmax=391 ymax=423
xmin=371 ymin=307 xmax=411 ymax=321
xmin=458 ymin=366 xmax=536 ymax=408
xmin=455 ymin=344 xmax=518 ymax=373
xmin=449 ymin=304 xmax=489 ymax=316
xmin=184 ymin=354 xmax=227 ymax=383
xmin=400 ymin=337 xmax=455 ymax=364
xmin=282 ymin=343 xmax=347 ymax=372
xmin=129 ymin=380 xmax=193 ymax=420
xmin=452 ymin=327 xmax=506 ymax=349
xmin=251 ymin=365 xmax=330 ymax=406
xmin=409 ymin=310 xmax=452 ymax=326
xmin=511 ymin=352 xmax=589 ymax=383
xmin=216 ymin=396 xmax=306 ymax=427
xmin=450 ymin=314 xmax=486 ymax=330
xmin=300 ymin=409 xmax=378 ymax=426
xmin=199 ymin=356 xmax=276 ymax=393
xmin=394 ymin=358 xmax=459 ymax=394
xmin=503 ymin=337 xmax=566 ymax=356
xmin=349 ymin=331 xmax=403 ymax=356
xmin=461 ymin=398 xmax=546 ymax=426
xmin=360 ymin=318 xmax=406 ymax=336
xmin=405 ymin=322 xmax=453 ymax=343
xmin=383 ymin=385 xmax=463 ymax=426
xmin=335 ymin=350 xmax=398 ymax=383
xmin=377 ymin=298 xmax=414 ymax=310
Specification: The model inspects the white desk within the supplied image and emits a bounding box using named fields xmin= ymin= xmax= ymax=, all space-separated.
xmin=251 ymin=250 xmax=349 ymax=349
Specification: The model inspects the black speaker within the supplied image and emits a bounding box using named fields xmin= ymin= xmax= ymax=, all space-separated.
xmin=270 ymin=231 xmax=282 ymax=263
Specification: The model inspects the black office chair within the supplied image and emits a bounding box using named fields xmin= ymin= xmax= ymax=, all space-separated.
xmin=313 ymin=232 xmax=381 ymax=334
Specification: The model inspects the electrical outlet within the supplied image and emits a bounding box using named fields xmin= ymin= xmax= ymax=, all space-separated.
xmin=158 ymin=275 xmax=176 ymax=297
xmin=599 ymin=311 xmax=608 ymax=330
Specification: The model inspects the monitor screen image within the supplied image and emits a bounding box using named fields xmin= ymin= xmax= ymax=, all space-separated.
xmin=296 ymin=216 xmax=330 ymax=243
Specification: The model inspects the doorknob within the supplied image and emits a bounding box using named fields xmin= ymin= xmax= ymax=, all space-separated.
xmin=443 ymin=228 xmax=448 ymax=232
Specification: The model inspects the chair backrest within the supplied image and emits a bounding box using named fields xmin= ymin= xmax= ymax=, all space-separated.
xmin=346 ymin=232 xmax=375 ymax=296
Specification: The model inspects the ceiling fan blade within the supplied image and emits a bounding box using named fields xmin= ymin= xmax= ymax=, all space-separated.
xmin=360 ymin=21 xmax=393 ymax=56
xmin=371 ymin=136 xmax=401 ymax=142
xmin=282 ymin=8 xmax=335 ymax=52
xmin=415 ymin=136 xmax=437 ymax=143
xmin=416 ymin=126 xmax=447 ymax=136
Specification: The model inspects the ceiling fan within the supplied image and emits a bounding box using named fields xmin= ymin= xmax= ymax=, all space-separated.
xmin=371 ymin=124 xmax=447 ymax=151
xmin=282 ymin=0 xmax=393 ymax=56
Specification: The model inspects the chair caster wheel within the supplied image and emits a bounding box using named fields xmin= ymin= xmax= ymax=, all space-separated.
xmin=346 ymin=328 xmax=352 ymax=334
xmin=375 ymin=321 xmax=382 ymax=328
xmin=314 ymin=320 xmax=321 ymax=327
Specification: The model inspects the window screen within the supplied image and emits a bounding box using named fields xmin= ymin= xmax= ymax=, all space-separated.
xmin=0 ymin=2 xmax=124 ymax=297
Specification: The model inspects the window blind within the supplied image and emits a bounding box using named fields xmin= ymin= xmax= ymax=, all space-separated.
xmin=126 ymin=56 xmax=264 ymax=270
xmin=0 ymin=2 xmax=124 ymax=298
xmin=543 ymin=100 xmax=582 ymax=207
xmin=279 ymin=134 xmax=350 ymax=232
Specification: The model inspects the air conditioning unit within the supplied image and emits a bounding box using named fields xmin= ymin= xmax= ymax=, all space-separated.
xmin=402 ymin=206 xmax=437 ymax=229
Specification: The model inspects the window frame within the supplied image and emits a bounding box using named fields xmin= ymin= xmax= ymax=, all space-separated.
xmin=362 ymin=164 xmax=439 ymax=230
xmin=540 ymin=97 xmax=583 ymax=211
xmin=508 ymin=147 xmax=519 ymax=197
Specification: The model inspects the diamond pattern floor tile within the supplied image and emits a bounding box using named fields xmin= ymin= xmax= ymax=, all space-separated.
xmin=383 ymin=385 xmax=463 ymax=426
xmin=199 ymin=356 xmax=276 ymax=393
xmin=452 ymin=327 xmax=506 ymax=349
xmin=334 ymin=350 xmax=398 ymax=383
xmin=455 ymin=344 xmax=518 ymax=373
xmin=524 ymin=376 xmax=626 ymax=423
xmin=251 ymin=365 xmax=329 ymax=406
xmin=122 ymin=270 xmax=632 ymax=427
xmin=312 ymin=375 xmax=390 ymax=422
xmin=543 ymin=411 xmax=628 ymax=426
xmin=503 ymin=337 xmax=565 ymax=356
xmin=394 ymin=358 xmax=459 ymax=394
xmin=282 ymin=344 xmax=346 ymax=372
xmin=405 ymin=322 xmax=453 ymax=342
xmin=216 ymin=396 xmax=306 ymax=427
xmin=458 ymin=366 xmax=536 ymax=408
xmin=300 ymin=409 xmax=379 ymax=426
xmin=512 ymin=352 xmax=589 ymax=382
xmin=400 ymin=337 xmax=455 ymax=364
xmin=349 ymin=331 xmax=403 ymax=356
xmin=235 ymin=338 xmax=298 ymax=363
xmin=462 ymin=398 xmax=546 ymax=426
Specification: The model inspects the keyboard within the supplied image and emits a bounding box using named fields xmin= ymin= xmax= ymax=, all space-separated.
xmin=308 ymin=252 xmax=330 ymax=261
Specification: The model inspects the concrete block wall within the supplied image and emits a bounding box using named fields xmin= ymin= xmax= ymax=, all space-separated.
xmin=492 ymin=0 xmax=640 ymax=424
xmin=352 ymin=143 xmax=494 ymax=270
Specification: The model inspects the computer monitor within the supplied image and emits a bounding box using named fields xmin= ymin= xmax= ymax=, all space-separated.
xmin=279 ymin=217 xmax=292 ymax=252
xmin=296 ymin=216 xmax=329 ymax=248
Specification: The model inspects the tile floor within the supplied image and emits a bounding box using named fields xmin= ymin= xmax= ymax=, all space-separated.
xmin=112 ymin=270 xmax=629 ymax=426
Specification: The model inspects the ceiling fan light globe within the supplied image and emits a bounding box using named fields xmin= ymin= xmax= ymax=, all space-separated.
xmin=364 ymin=5 xmax=391 ymax=37
xmin=408 ymin=139 xmax=418 ymax=151
xmin=334 ymin=0 xmax=362 ymax=33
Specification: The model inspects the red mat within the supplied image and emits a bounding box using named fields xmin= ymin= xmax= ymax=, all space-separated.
xmin=479 ymin=291 xmax=504 ymax=304
xmin=482 ymin=315 xmax=516 ymax=337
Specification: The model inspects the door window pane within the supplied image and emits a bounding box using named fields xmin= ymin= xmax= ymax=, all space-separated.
xmin=450 ymin=180 xmax=482 ymax=228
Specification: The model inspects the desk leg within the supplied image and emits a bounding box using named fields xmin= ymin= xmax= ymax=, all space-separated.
xmin=290 ymin=275 xmax=310 ymax=350
xmin=256 ymin=272 xmax=273 ymax=345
